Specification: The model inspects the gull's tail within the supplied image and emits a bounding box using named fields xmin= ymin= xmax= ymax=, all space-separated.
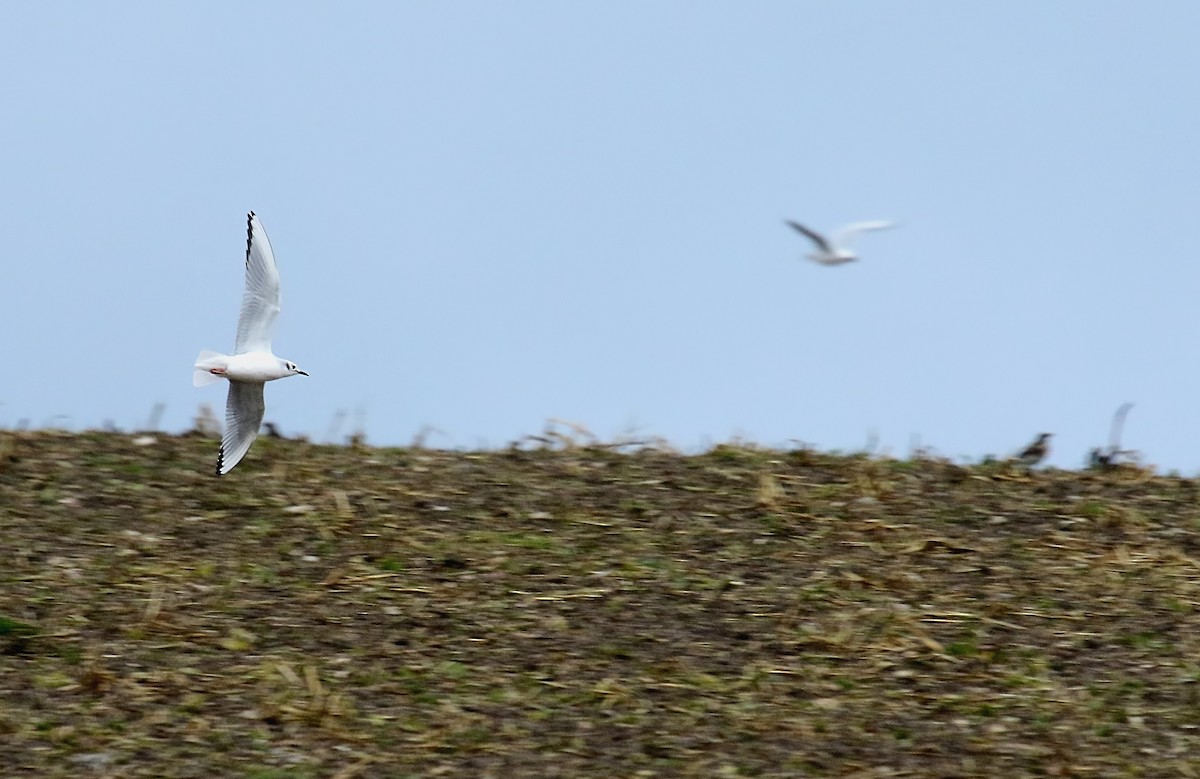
xmin=194 ymin=350 xmax=228 ymax=387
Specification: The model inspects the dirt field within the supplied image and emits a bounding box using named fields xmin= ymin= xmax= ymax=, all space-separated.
xmin=3 ymin=431 xmax=1200 ymax=777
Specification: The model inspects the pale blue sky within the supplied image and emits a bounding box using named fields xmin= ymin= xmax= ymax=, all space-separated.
xmin=3 ymin=2 xmax=1199 ymax=470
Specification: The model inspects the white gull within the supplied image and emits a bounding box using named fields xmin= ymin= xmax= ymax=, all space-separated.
xmin=785 ymin=219 xmax=897 ymax=266
xmin=194 ymin=212 xmax=307 ymax=475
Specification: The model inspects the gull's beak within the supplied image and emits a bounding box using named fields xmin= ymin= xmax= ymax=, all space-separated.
xmin=297 ymin=369 xmax=309 ymax=376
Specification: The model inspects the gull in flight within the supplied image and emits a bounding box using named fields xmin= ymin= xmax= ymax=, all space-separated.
xmin=194 ymin=212 xmax=307 ymax=475
xmin=785 ymin=219 xmax=897 ymax=265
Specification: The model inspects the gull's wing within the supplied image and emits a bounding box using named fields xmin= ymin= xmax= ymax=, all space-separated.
xmin=234 ymin=212 xmax=281 ymax=355
xmin=784 ymin=221 xmax=832 ymax=253
xmin=831 ymin=221 xmax=897 ymax=249
xmin=217 ymin=381 xmax=266 ymax=475
xmin=1108 ymin=402 xmax=1134 ymax=451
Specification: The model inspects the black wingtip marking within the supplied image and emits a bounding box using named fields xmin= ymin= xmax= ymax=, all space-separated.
xmin=784 ymin=220 xmax=811 ymax=236
xmin=215 ymin=445 xmax=226 ymax=476
xmin=785 ymin=220 xmax=831 ymax=252
xmin=245 ymin=211 xmax=256 ymax=269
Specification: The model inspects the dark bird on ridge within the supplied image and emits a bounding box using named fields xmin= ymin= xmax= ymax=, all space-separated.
xmin=1015 ymin=433 xmax=1052 ymax=466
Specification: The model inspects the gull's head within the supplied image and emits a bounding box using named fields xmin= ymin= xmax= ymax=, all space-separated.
xmin=282 ymin=359 xmax=309 ymax=378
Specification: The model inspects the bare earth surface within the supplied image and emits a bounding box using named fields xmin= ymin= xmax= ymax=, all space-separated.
xmin=3 ymin=431 xmax=1200 ymax=777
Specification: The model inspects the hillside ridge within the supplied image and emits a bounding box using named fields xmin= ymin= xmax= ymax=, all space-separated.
xmin=2 ymin=431 xmax=1199 ymax=776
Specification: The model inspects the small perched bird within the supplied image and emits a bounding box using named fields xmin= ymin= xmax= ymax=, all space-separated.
xmin=1015 ymin=433 xmax=1052 ymax=466
xmin=194 ymin=212 xmax=308 ymax=475
xmin=785 ymin=219 xmax=897 ymax=266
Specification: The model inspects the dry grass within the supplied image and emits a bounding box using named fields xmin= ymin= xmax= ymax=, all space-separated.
xmin=3 ymin=431 xmax=1200 ymax=777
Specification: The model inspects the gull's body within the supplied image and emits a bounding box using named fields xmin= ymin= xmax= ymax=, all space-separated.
xmin=785 ymin=220 xmax=896 ymax=265
xmin=194 ymin=212 xmax=307 ymax=475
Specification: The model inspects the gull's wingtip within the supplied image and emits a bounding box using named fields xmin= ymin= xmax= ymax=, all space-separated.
xmin=245 ymin=212 xmax=255 ymax=264
xmin=785 ymin=219 xmax=819 ymax=233
xmin=784 ymin=220 xmax=831 ymax=252
xmin=215 ymin=446 xmax=226 ymax=476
